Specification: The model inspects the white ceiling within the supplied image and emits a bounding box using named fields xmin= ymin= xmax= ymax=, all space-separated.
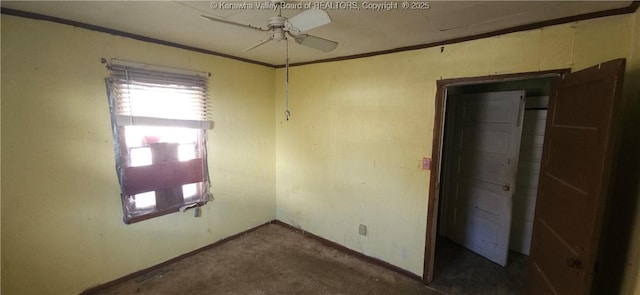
xmin=1 ymin=1 xmax=634 ymax=66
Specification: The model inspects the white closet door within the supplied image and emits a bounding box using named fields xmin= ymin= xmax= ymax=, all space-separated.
xmin=446 ymin=90 xmax=525 ymax=266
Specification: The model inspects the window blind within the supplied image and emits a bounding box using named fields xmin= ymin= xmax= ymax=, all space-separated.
xmin=104 ymin=59 xmax=212 ymax=223
xmin=106 ymin=60 xmax=213 ymax=129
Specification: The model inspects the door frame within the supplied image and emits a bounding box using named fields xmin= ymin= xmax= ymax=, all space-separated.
xmin=422 ymin=69 xmax=570 ymax=283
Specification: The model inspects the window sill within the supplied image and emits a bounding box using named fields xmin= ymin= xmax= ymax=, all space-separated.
xmin=123 ymin=201 xmax=207 ymax=224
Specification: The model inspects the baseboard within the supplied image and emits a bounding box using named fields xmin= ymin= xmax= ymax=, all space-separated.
xmin=271 ymin=220 xmax=424 ymax=282
xmin=80 ymin=220 xmax=274 ymax=294
xmin=81 ymin=219 xmax=424 ymax=294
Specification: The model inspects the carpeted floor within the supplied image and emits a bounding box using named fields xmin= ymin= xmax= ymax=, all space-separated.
xmin=95 ymin=223 xmax=443 ymax=295
xmin=93 ymin=224 xmax=527 ymax=295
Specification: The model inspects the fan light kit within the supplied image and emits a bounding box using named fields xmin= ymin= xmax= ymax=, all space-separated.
xmin=202 ymin=1 xmax=338 ymax=121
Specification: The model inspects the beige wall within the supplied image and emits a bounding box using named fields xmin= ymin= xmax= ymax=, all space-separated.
xmin=1 ymin=16 xmax=275 ymax=294
xmin=275 ymin=11 xmax=638 ymax=279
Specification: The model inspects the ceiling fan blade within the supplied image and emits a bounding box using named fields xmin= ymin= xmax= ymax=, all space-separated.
xmin=292 ymin=34 xmax=338 ymax=52
xmin=286 ymin=9 xmax=331 ymax=33
xmin=201 ymin=15 xmax=268 ymax=32
xmin=243 ymin=37 xmax=274 ymax=52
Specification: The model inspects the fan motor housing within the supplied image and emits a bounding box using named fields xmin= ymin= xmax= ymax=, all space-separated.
xmin=267 ymin=16 xmax=286 ymax=28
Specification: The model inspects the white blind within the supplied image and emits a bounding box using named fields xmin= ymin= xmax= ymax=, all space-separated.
xmin=107 ymin=61 xmax=212 ymax=129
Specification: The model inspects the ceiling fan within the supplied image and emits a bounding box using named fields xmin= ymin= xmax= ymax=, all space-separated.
xmin=202 ymin=1 xmax=338 ymax=120
xmin=201 ymin=2 xmax=338 ymax=53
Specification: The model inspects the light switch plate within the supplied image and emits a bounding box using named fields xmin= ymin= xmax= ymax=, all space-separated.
xmin=422 ymin=157 xmax=431 ymax=170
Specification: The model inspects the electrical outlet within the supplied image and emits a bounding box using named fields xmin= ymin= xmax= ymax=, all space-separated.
xmin=359 ymin=224 xmax=367 ymax=236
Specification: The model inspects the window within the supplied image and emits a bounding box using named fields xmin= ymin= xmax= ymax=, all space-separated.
xmin=104 ymin=59 xmax=212 ymax=224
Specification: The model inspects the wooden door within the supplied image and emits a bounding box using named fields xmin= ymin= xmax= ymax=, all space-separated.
xmin=528 ymin=59 xmax=626 ymax=294
xmin=446 ymin=90 xmax=526 ymax=266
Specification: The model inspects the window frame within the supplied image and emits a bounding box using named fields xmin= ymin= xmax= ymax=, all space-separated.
xmin=104 ymin=59 xmax=212 ymax=224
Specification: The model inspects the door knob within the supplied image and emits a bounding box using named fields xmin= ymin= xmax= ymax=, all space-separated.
xmin=503 ymin=185 xmax=510 ymax=191
xmin=567 ymin=257 xmax=583 ymax=269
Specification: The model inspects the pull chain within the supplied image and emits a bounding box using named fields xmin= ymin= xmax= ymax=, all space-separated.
xmin=285 ymin=36 xmax=290 ymax=121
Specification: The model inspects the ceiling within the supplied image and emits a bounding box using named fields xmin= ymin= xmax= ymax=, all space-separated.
xmin=1 ymin=1 xmax=635 ymax=66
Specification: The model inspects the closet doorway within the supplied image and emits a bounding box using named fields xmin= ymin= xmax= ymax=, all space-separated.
xmin=423 ymin=72 xmax=559 ymax=293
xmin=439 ymin=78 xmax=552 ymax=263
xmin=424 ymin=59 xmax=626 ymax=295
